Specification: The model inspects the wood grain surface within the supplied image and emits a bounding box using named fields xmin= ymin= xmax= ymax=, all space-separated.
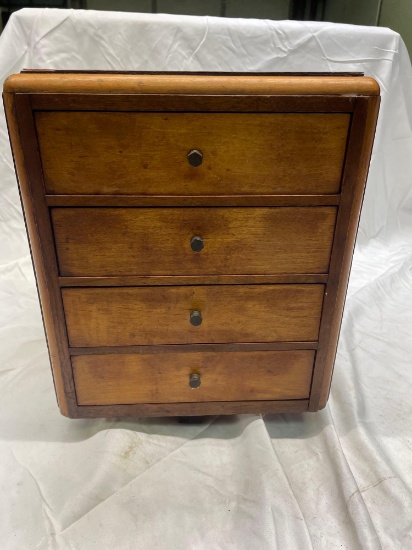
xmin=72 ymin=350 xmax=315 ymax=405
xmin=30 ymin=94 xmax=356 ymax=114
xmin=4 ymin=73 xmax=380 ymax=95
xmin=74 ymin=399 xmax=310 ymax=418
xmin=3 ymin=71 xmax=380 ymax=418
xmin=62 ymin=284 xmax=324 ymax=346
xmin=69 ymin=342 xmax=318 ymax=355
xmin=3 ymin=93 xmax=77 ymax=417
xmin=46 ymin=194 xmax=341 ymax=207
xmin=52 ymin=207 xmax=337 ymax=277
xmin=309 ymin=96 xmax=380 ymax=410
xmin=36 ymin=112 xmax=349 ymax=195
xmin=58 ymin=274 xmax=329 ymax=287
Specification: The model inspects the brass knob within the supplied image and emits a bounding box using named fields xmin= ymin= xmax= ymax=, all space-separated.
xmin=189 ymin=373 xmax=201 ymax=389
xmin=190 ymin=310 xmax=202 ymax=326
xmin=190 ymin=235 xmax=204 ymax=252
xmin=188 ymin=149 xmax=203 ymax=167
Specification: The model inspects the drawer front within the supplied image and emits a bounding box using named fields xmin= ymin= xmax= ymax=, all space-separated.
xmin=73 ymin=350 xmax=315 ymax=405
xmin=36 ymin=112 xmax=349 ymax=196
xmin=63 ymin=284 xmax=324 ymax=347
xmin=52 ymin=207 xmax=337 ymax=276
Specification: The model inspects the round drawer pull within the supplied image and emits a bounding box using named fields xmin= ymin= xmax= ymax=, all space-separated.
xmin=187 ymin=149 xmax=203 ymax=167
xmin=190 ymin=310 xmax=202 ymax=326
xmin=189 ymin=373 xmax=201 ymax=389
xmin=190 ymin=235 xmax=204 ymax=252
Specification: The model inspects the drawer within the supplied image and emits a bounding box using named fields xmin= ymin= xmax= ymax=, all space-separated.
xmin=63 ymin=284 xmax=324 ymax=347
xmin=52 ymin=207 xmax=337 ymax=276
xmin=72 ymin=350 xmax=315 ymax=405
xmin=36 ymin=112 xmax=349 ymax=196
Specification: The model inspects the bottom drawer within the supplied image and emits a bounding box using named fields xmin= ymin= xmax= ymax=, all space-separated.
xmin=72 ymin=350 xmax=315 ymax=405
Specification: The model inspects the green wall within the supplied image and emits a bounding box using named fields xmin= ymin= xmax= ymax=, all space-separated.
xmin=379 ymin=0 xmax=412 ymax=60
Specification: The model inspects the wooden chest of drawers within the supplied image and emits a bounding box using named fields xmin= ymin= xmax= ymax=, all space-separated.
xmin=3 ymin=71 xmax=379 ymax=418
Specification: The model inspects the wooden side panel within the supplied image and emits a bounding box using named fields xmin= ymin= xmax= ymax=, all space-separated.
xmin=36 ymin=112 xmax=349 ymax=195
xmin=52 ymin=207 xmax=337 ymax=277
xmin=309 ymin=96 xmax=380 ymax=411
xmin=2 ymin=93 xmax=76 ymax=417
xmin=73 ymin=350 xmax=315 ymax=405
xmin=62 ymin=284 xmax=325 ymax=346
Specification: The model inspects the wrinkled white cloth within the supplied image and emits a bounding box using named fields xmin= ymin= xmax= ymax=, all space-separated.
xmin=0 ymin=8 xmax=411 ymax=550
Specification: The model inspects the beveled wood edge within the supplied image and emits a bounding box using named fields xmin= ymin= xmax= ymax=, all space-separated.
xmin=58 ymin=274 xmax=329 ymax=287
xmin=46 ymin=194 xmax=341 ymax=207
xmin=3 ymin=93 xmax=77 ymax=417
xmin=69 ymin=342 xmax=319 ymax=355
xmin=4 ymin=73 xmax=380 ymax=96
xmin=68 ymin=399 xmax=310 ymax=418
xmin=308 ymin=95 xmax=380 ymax=411
xmin=29 ymin=94 xmax=358 ymax=112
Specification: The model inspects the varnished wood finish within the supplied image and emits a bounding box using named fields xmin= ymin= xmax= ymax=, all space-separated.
xmin=30 ymin=94 xmax=357 ymax=113
xmin=58 ymin=274 xmax=329 ymax=287
xmin=73 ymin=350 xmax=315 ymax=405
xmin=37 ymin=112 xmax=349 ymax=195
xmin=46 ymin=194 xmax=341 ymax=207
xmin=52 ymin=207 xmax=337 ymax=277
xmin=308 ymin=96 xmax=381 ymax=411
xmin=4 ymin=73 xmax=380 ymax=96
xmin=69 ymin=342 xmax=318 ymax=355
xmin=62 ymin=284 xmax=325 ymax=346
xmin=76 ymin=399 xmax=310 ymax=418
xmin=2 ymin=93 xmax=76 ymax=417
xmin=3 ymin=72 xmax=380 ymax=418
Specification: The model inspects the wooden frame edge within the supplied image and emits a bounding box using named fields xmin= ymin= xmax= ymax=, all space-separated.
xmin=4 ymin=73 xmax=380 ymax=96
xmin=46 ymin=194 xmax=341 ymax=207
xmin=29 ymin=93 xmax=357 ymax=113
xmin=58 ymin=274 xmax=329 ymax=287
xmin=3 ymin=92 xmax=77 ymax=417
xmin=68 ymin=342 xmax=319 ymax=355
xmin=308 ymin=95 xmax=380 ymax=411
xmin=71 ymin=399 xmax=310 ymax=418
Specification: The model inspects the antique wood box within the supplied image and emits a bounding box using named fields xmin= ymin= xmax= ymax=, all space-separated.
xmin=3 ymin=71 xmax=379 ymax=418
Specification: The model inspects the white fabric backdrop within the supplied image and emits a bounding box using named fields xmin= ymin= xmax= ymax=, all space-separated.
xmin=0 ymin=8 xmax=411 ymax=549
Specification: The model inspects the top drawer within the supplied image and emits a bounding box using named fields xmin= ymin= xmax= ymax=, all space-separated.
xmin=35 ymin=112 xmax=349 ymax=196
